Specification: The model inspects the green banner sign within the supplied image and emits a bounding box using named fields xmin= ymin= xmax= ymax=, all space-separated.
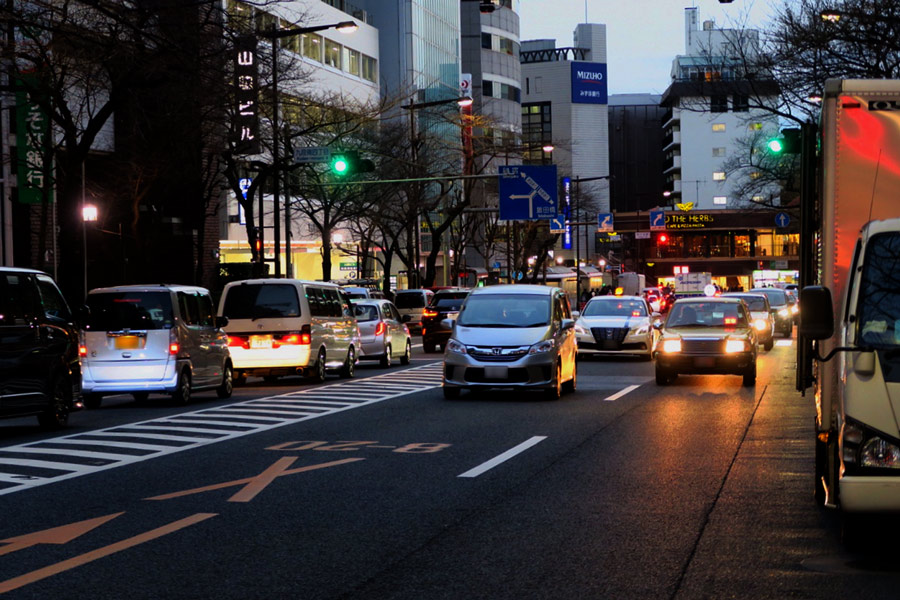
xmin=15 ymin=77 xmax=52 ymax=204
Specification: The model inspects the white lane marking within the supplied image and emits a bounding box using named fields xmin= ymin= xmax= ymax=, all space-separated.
xmin=776 ymin=339 xmax=793 ymax=347
xmin=604 ymin=384 xmax=641 ymax=402
xmin=458 ymin=436 xmax=547 ymax=478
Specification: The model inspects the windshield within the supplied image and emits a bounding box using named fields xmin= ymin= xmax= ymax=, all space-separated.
xmin=86 ymin=291 xmax=174 ymax=331
xmin=583 ymin=299 xmax=648 ymax=317
xmin=666 ymin=301 xmax=748 ymax=328
xmin=458 ymin=294 xmax=551 ymax=327
xmin=728 ymin=295 xmax=767 ymax=311
xmin=395 ymin=293 xmax=426 ymax=309
xmin=222 ymin=284 xmax=300 ymax=319
xmin=858 ymin=232 xmax=900 ymax=349
xmin=431 ymin=293 xmax=468 ymax=311
xmin=750 ymin=288 xmax=787 ymax=307
xmin=354 ymin=304 xmax=379 ymax=322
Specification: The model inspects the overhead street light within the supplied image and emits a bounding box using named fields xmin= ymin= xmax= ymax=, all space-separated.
xmin=258 ymin=19 xmax=358 ymax=278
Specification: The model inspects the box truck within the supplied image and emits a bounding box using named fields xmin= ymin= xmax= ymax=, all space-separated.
xmin=674 ymin=272 xmax=712 ymax=296
xmin=798 ymin=80 xmax=900 ymax=517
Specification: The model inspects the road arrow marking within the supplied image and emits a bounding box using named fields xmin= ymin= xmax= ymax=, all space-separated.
xmin=0 ymin=513 xmax=217 ymax=594
xmin=145 ymin=457 xmax=365 ymax=503
xmin=0 ymin=512 xmax=124 ymax=557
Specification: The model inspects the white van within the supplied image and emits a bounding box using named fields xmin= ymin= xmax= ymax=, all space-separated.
xmin=217 ymin=279 xmax=360 ymax=383
xmin=81 ymin=285 xmax=232 ymax=407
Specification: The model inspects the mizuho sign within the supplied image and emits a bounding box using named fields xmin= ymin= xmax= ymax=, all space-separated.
xmin=571 ymin=61 xmax=607 ymax=105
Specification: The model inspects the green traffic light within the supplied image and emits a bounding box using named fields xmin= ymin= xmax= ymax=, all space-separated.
xmin=331 ymin=156 xmax=349 ymax=175
xmin=767 ymin=138 xmax=784 ymax=153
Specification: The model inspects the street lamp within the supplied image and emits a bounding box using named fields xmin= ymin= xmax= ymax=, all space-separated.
xmin=82 ymin=203 xmax=98 ymax=296
xmin=259 ymin=19 xmax=358 ymax=278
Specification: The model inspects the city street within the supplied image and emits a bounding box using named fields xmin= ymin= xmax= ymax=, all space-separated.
xmin=0 ymin=338 xmax=897 ymax=599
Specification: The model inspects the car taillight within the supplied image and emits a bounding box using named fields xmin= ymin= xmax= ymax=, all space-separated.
xmin=228 ymin=335 xmax=248 ymax=348
xmin=724 ymin=317 xmax=737 ymax=326
xmin=375 ymin=322 xmax=386 ymax=336
xmin=300 ymin=324 xmax=311 ymax=345
xmin=169 ymin=330 xmax=179 ymax=355
xmin=79 ymin=345 xmax=87 ymax=357
xmin=280 ymin=334 xmax=301 ymax=345
xmin=423 ymin=309 xmax=438 ymax=318
xmin=169 ymin=343 xmax=180 ymax=355
xmin=632 ymin=311 xmax=641 ymax=317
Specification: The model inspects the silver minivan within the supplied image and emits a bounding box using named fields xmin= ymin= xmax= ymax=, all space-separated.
xmin=442 ymin=285 xmax=577 ymax=399
xmin=217 ymin=279 xmax=360 ymax=383
xmin=81 ymin=285 xmax=232 ymax=407
xmin=393 ymin=289 xmax=434 ymax=334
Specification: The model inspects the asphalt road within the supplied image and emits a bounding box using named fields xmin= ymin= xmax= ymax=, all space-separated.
xmin=0 ymin=337 xmax=898 ymax=599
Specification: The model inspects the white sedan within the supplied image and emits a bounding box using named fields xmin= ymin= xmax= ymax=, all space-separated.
xmin=575 ymin=295 xmax=659 ymax=360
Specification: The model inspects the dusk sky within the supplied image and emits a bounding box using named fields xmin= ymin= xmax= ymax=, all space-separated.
xmin=517 ymin=0 xmax=780 ymax=96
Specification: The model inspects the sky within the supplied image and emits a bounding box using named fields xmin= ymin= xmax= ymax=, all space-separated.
xmin=517 ymin=0 xmax=781 ymax=96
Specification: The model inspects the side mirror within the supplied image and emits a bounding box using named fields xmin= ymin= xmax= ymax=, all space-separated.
xmin=441 ymin=317 xmax=456 ymax=329
xmin=799 ymin=286 xmax=834 ymax=340
xmin=561 ymin=318 xmax=575 ymax=331
xmin=571 ymin=310 xmax=580 ymax=319
xmin=215 ymin=316 xmax=229 ymax=328
xmin=652 ymin=321 xmax=664 ymax=331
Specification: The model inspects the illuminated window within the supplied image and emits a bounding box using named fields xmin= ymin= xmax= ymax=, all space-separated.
xmin=713 ymin=196 xmax=727 ymax=205
xmin=713 ymin=171 xmax=726 ymax=181
xmin=302 ymin=33 xmax=322 ymax=62
xmin=712 ymin=123 xmax=726 ymax=132
xmin=343 ymin=48 xmax=360 ymax=76
xmin=324 ymin=42 xmax=342 ymax=69
xmin=361 ymin=55 xmax=377 ymax=83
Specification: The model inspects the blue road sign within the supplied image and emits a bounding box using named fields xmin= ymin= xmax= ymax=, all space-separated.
xmin=775 ymin=211 xmax=791 ymax=228
xmin=649 ymin=210 xmax=666 ymax=230
xmin=597 ymin=212 xmax=614 ymax=232
xmin=499 ymin=165 xmax=559 ymax=220
xmin=549 ymin=216 xmax=566 ymax=233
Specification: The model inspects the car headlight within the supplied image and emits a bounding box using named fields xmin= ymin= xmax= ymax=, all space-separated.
xmin=530 ymin=339 xmax=555 ymax=354
xmin=446 ymin=339 xmax=468 ymax=355
xmin=791 ymin=305 xmax=799 ymax=315
xmin=661 ymin=338 xmax=682 ymax=353
xmin=842 ymin=419 xmax=900 ymax=472
xmin=778 ymin=308 xmax=790 ymax=318
xmin=725 ymin=339 xmax=747 ymax=353
xmin=753 ymin=319 xmax=768 ymax=332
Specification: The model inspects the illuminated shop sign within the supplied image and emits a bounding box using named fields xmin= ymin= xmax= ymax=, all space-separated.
xmin=666 ymin=212 xmax=716 ymax=229
xmin=571 ymin=61 xmax=607 ymax=105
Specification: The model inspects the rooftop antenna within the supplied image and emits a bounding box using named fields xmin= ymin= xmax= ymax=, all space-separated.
xmin=584 ymin=0 xmax=588 ymax=21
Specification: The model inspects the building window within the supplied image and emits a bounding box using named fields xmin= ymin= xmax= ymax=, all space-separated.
xmin=713 ymin=196 xmax=727 ymax=205
xmin=324 ymin=41 xmax=342 ymax=69
xmin=361 ymin=55 xmax=377 ymax=83
xmin=710 ymin=95 xmax=728 ymax=113
xmin=343 ymin=48 xmax=360 ymax=76
xmin=522 ymin=101 xmax=552 ymax=164
xmin=481 ymin=32 xmax=518 ymax=56
xmin=302 ymin=33 xmax=322 ymax=62
xmin=712 ymin=147 xmax=726 ymax=157
xmin=712 ymin=123 xmax=726 ymax=132
xmin=733 ymin=94 xmax=749 ymax=112
xmin=483 ymin=79 xmax=520 ymax=102
xmin=713 ymin=171 xmax=726 ymax=181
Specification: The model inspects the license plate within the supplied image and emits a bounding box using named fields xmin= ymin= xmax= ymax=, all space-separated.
xmin=694 ymin=357 xmax=715 ymax=367
xmin=114 ymin=336 xmax=140 ymax=350
xmin=484 ymin=366 xmax=508 ymax=379
xmin=250 ymin=335 xmax=273 ymax=349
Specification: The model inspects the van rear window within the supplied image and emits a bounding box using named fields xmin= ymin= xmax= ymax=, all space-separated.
xmin=86 ymin=292 xmax=174 ymax=330
xmin=223 ymin=284 xmax=300 ymax=319
xmin=395 ymin=293 xmax=426 ymax=309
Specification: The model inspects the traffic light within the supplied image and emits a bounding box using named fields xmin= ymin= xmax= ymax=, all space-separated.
xmin=329 ymin=151 xmax=375 ymax=177
xmin=766 ymin=128 xmax=801 ymax=154
xmin=657 ymin=233 xmax=669 ymax=245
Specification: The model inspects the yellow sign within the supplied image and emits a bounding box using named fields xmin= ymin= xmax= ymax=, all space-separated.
xmin=676 ymin=202 xmax=694 ymax=212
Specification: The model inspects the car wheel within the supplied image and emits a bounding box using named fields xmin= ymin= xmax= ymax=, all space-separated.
xmin=217 ymin=363 xmax=233 ymax=399
xmin=562 ymin=361 xmax=577 ymax=394
xmin=655 ymin=365 xmax=671 ymax=386
xmin=424 ymin=340 xmax=436 ymax=354
xmin=38 ymin=377 xmax=70 ymax=429
xmin=545 ymin=363 xmax=562 ymax=400
xmin=132 ymin=392 xmax=150 ymax=403
xmin=172 ymin=370 xmax=191 ymax=405
xmin=742 ymin=363 xmax=756 ymax=387
xmin=311 ymin=348 xmax=327 ymax=383
xmin=380 ymin=344 xmax=392 ymax=368
xmin=764 ymin=339 xmax=774 ymax=351
xmin=443 ymin=386 xmax=460 ymax=399
xmin=340 ymin=346 xmax=355 ymax=378
xmin=84 ymin=394 xmax=102 ymax=409
xmin=400 ymin=340 xmax=411 ymax=365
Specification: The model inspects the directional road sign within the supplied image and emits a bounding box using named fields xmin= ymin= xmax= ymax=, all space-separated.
xmin=548 ymin=216 xmax=566 ymax=233
xmin=775 ymin=211 xmax=791 ymax=228
xmin=293 ymin=146 xmax=331 ymax=164
xmin=649 ymin=210 xmax=666 ymax=231
xmin=499 ymin=165 xmax=558 ymax=220
xmin=597 ymin=212 xmax=614 ymax=232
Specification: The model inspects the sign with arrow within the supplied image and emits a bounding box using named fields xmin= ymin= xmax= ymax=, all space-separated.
xmin=649 ymin=210 xmax=666 ymax=231
xmin=548 ymin=216 xmax=566 ymax=233
xmin=499 ymin=165 xmax=558 ymax=220
xmin=775 ymin=211 xmax=791 ymax=228
xmin=597 ymin=212 xmax=614 ymax=232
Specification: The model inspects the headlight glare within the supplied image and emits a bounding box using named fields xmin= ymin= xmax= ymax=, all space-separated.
xmin=446 ymin=339 xmax=468 ymax=355
xmin=778 ymin=308 xmax=790 ymax=318
xmin=662 ymin=338 xmax=682 ymax=353
xmin=725 ymin=339 xmax=746 ymax=353
xmin=753 ymin=319 xmax=768 ymax=331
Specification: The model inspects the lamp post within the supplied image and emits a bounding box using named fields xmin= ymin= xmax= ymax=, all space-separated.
xmin=259 ymin=20 xmax=358 ymax=278
xmin=82 ymin=202 xmax=98 ymax=297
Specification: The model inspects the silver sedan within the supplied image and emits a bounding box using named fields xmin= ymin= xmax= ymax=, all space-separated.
xmin=352 ymin=299 xmax=412 ymax=367
xmin=575 ymin=295 xmax=659 ymax=360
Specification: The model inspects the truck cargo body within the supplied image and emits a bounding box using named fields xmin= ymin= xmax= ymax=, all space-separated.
xmin=810 ymin=80 xmax=900 ymax=513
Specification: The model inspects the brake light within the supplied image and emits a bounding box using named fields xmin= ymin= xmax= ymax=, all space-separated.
xmin=300 ymin=324 xmax=311 ymax=345
xmin=375 ymin=321 xmax=386 ymax=336
xmin=280 ymin=334 xmax=301 ymax=345
xmin=724 ymin=317 xmax=737 ymax=326
xmin=79 ymin=345 xmax=87 ymax=357
xmin=169 ymin=343 xmax=180 ymax=355
xmin=632 ymin=311 xmax=641 ymax=317
xmin=227 ymin=335 xmax=248 ymax=348
xmin=169 ymin=330 xmax=179 ymax=355
xmin=423 ymin=309 xmax=438 ymax=318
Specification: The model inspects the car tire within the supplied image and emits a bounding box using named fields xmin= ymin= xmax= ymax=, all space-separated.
xmin=424 ymin=340 xmax=436 ymax=354
xmin=84 ymin=394 xmax=102 ymax=409
xmin=443 ymin=386 xmax=460 ymax=399
xmin=38 ymin=377 xmax=70 ymax=429
xmin=340 ymin=346 xmax=355 ymax=378
xmin=400 ymin=340 xmax=411 ymax=365
xmin=172 ymin=370 xmax=191 ymax=405
xmin=562 ymin=361 xmax=577 ymax=394
xmin=311 ymin=348 xmax=327 ymax=383
xmin=742 ymin=363 xmax=756 ymax=387
xmin=764 ymin=339 xmax=774 ymax=351
xmin=216 ymin=363 xmax=233 ymax=399
xmin=655 ymin=365 xmax=671 ymax=386
xmin=380 ymin=345 xmax=392 ymax=368
xmin=545 ymin=363 xmax=563 ymax=400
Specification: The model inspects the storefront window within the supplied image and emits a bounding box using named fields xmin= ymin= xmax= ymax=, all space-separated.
xmin=735 ymin=234 xmax=751 ymax=257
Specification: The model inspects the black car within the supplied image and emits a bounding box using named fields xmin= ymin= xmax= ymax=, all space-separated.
xmin=421 ymin=289 xmax=469 ymax=353
xmin=749 ymin=287 xmax=793 ymax=336
xmin=0 ymin=268 xmax=83 ymax=428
